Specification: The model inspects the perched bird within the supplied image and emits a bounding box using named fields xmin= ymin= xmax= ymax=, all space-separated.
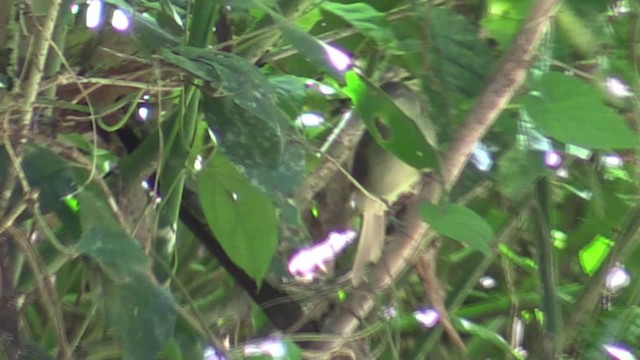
xmin=351 ymin=81 xmax=437 ymax=286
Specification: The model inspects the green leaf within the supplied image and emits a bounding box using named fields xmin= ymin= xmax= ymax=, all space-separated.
xmin=196 ymin=154 xmax=279 ymax=285
xmin=321 ymin=2 xmax=400 ymax=53
xmin=579 ymin=235 xmax=614 ymax=276
xmin=203 ymin=97 xmax=307 ymax=244
xmin=496 ymin=147 xmax=547 ymax=200
xmin=103 ymin=273 xmax=176 ymax=360
xmin=420 ymin=203 xmax=494 ymax=254
xmin=75 ymin=227 xmax=149 ymax=282
xmin=344 ymin=70 xmax=438 ymax=170
xmin=521 ymin=72 xmax=637 ymax=149
xmin=280 ymin=24 xmax=346 ymax=79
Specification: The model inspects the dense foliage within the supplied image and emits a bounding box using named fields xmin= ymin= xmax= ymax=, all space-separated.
xmin=0 ymin=0 xmax=639 ymax=359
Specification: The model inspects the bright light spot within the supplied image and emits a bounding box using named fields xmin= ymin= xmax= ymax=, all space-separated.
xmin=142 ymin=94 xmax=151 ymax=100
xmin=471 ymin=142 xmax=493 ymax=172
xmin=613 ymin=2 xmax=631 ymax=15
xmin=382 ymin=306 xmax=397 ymax=319
xmin=231 ymin=192 xmax=238 ymax=201
xmin=194 ymin=155 xmax=203 ymax=172
xmin=606 ymin=77 xmax=633 ymax=98
xmin=244 ymin=338 xmax=286 ymax=359
xmin=296 ymin=112 xmax=324 ymax=127
xmin=556 ymin=168 xmax=569 ymax=178
xmin=603 ymin=344 xmax=637 ymax=360
xmin=305 ymin=80 xmax=337 ymax=95
xmin=203 ymin=346 xmax=228 ymax=360
xmin=518 ymin=110 xmax=552 ymax=151
xmin=70 ymin=3 xmax=80 ymax=14
xmin=111 ymin=9 xmax=131 ymax=31
xmin=140 ymin=180 xmax=151 ymax=191
xmin=288 ymin=230 xmax=357 ymax=282
xmin=606 ymin=266 xmax=631 ymax=293
xmin=513 ymin=318 xmax=525 ymax=346
xmin=515 ymin=347 xmax=528 ymax=358
xmin=479 ymin=276 xmax=496 ymax=289
xmin=413 ymin=308 xmax=439 ymax=328
xmin=137 ymin=105 xmax=150 ymax=121
xmin=603 ymin=154 xmax=624 ymax=168
xmin=323 ymin=44 xmax=352 ymax=72
xmin=86 ymin=0 xmax=104 ymax=29
xmin=565 ymin=144 xmax=591 ymax=160
xmin=545 ymin=150 xmax=562 ymax=168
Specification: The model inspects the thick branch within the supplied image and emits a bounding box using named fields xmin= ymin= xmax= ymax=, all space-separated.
xmin=316 ymin=0 xmax=561 ymax=354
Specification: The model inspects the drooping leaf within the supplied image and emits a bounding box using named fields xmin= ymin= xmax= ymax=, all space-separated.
xmin=103 ymin=273 xmax=176 ymax=360
xmin=420 ymin=202 xmax=494 ymax=254
xmin=75 ymin=227 xmax=149 ymax=282
xmin=321 ymin=2 xmax=400 ymax=53
xmin=196 ymin=154 xmax=279 ymax=285
xmin=521 ymin=72 xmax=637 ymax=149
xmin=343 ymin=70 xmax=438 ymax=170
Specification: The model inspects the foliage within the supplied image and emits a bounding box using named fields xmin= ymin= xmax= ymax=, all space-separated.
xmin=0 ymin=0 xmax=639 ymax=359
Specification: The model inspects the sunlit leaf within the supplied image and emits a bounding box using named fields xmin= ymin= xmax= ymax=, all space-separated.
xmin=579 ymin=235 xmax=614 ymax=276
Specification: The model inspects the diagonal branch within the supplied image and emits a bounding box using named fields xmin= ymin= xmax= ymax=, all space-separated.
xmin=316 ymin=0 xmax=561 ymax=355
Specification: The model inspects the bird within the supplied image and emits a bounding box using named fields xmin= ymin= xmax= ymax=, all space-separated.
xmin=351 ymin=81 xmax=437 ymax=286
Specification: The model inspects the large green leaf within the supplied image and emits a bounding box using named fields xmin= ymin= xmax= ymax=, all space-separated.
xmin=103 ymin=272 xmax=176 ymax=360
xmin=196 ymin=154 xmax=279 ymax=285
xmin=521 ymin=72 xmax=637 ymax=149
xmin=75 ymin=227 xmax=149 ymax=282
xmin=343 ymin=70 xmax=438 ymax=170
xmin=420 ymin=202 xmax=494 ymax=254
xmin=321 ymin=2 xmax=400 ymax=53
xmin=202 ymin=97 xmax=307 ymax=244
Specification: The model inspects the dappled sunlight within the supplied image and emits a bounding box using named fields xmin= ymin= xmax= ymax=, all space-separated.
xmin=85 ymin=0 xmax=103 ymax=29
xmin=413 ymin=308 xmax=439 ymax=328
xmin=288 ymin=230 xmax=357 ymax=282
xmin=111 ymin=9 xmax=131 ymax=32
xmin=603 ymin=344 xmax=637 ymax=360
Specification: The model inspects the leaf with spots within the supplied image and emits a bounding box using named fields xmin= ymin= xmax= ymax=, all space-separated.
xmin=161 ymin=47 xmax=288 ymax=137
xmin=203 ymin=97 xmax=308 ymax=244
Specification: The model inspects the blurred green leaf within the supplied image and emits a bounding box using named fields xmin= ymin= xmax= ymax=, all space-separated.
xmin=496 ymin=148 xmax=547 ymax=200
xmin=343 ymin=70 xmax=438 ymax=170
xmin=579 ymin=235 xmax=614 ymax=276
xmin=521 ymin=72 xmax=637 ymax=149
xmin=321 ymin=2 xmax=400 ymax=53
xmin=196 ymin=154 xmax=279 ymax=285
xmin=103 ymin=272 xmax=176 ymax=360
xmin=420 ymin=202 xmax=494 ymax=254
xmin=280 ymin=24 xmax=346 ymax=79
xmin=75 ymin=227 xmax=149 ymax=282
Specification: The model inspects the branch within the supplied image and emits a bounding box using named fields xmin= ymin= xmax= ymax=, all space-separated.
xmin=316 ymin=0 xmax=561 ymax=354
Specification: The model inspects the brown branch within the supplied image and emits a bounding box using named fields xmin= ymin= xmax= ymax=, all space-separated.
xmin=315 ymin=0 xmax=561 ymax=356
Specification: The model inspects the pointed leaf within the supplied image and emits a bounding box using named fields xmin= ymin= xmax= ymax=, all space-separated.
xmin=196 ymin=154 xmax=279 ymax=285
xmin=420 ymin=202 xmax=494 ymax=254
